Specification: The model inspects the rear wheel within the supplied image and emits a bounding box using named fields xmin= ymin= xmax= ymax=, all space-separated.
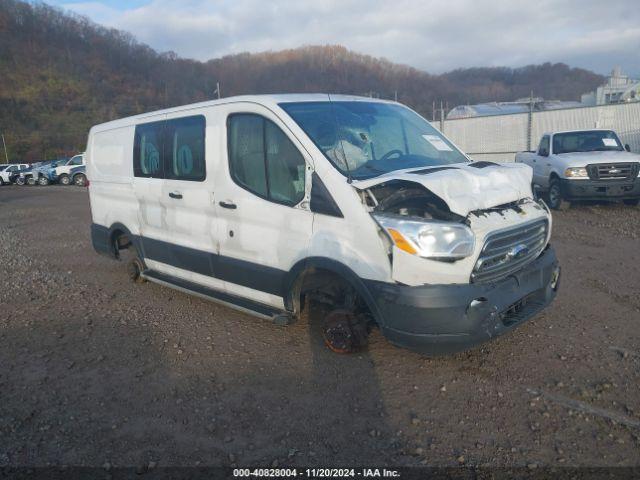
xmin=59 ymin=174 xmax=70 ymax=185
xmin=38 ymin=176 xmax=49 ymax=186
xmin=15 ymin=177 xmax=26 ymax=186
xmin=545 ymin=179 xmax=570 ymax=210
xmin=114 ymin=233 xmax=146 ymax=284
xmin=623 ymin=199 xmax=640 ymax=206
xmin=26 ymin=177 xmax=36 ymax=186
xmin=74 ymin=173 xmax=87 ymax=186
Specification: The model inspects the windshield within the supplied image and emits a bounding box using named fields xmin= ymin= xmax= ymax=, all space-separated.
xmin=553 ymin=131 xmax=623 ymax=154
xmin=280 ymin=101 xmax=469 ymax=180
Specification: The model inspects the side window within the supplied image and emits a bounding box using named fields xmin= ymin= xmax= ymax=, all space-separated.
xmin=68 ymin=156 xmax=83 ymax=166
xmin=538 ymin=136 xmax=550 ymax=156
xmin=228 ymin=114 xmax=306 ymax=205
xmin=134 ymin=121 xmax=163 ymax=178
xmin=164 ymin=116 xmax=206 ymax=181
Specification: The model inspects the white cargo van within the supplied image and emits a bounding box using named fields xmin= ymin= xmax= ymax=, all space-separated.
xmin=87 ymin=94 xmax=560 ymax=355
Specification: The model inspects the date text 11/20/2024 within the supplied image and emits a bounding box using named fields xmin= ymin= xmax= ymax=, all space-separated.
xmin=233 ymin=468 xmax=401 ymax=477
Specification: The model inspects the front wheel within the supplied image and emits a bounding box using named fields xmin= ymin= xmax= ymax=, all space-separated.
xmin=15 ymin=177 xmax=26 ymax=186
xmin=59 ymin=174 xmax=70 ymax=185
xmin=322 ymin=309 xmax=369 ymax=354
xmin=38 ymin=176 xmax=49 ymax=186
xmin=545 ymin=179 xmax=570 ymax=210
xmin=26 ymin=177 xmax=36 ymax=186
xmin=74 ymin=173 xmax=87 ymax=187
xmin=623 ymin=199 xmax=640 ymax=206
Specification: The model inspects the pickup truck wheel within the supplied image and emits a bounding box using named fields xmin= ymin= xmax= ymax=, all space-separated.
xmin=0 ymin=178 xmax=4 ymax=186
xmin=546 ymin=180 xmax=569 ymax=210
xmin=74 ymin=173 xmax=87 ymax=186
xmin=15 ymin=177 xmax=25 ymax=185
xmin=26 ymin=177 xmax=36 ymax=186
xmin=38 ymin=176 xmax=49 ymax=186
xmin=623 ymin=199 xmax=640 ymax=206
xmin=59 ymin=174 xmax=70 ymax=185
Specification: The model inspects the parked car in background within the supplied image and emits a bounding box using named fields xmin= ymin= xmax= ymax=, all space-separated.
xmin=515 ymin=129 xmax=640 ymax=209
xmin=0 ymin=164 xmax=30 ymax=185
xmin=26 ymin=160 xmax=65 ymax=186
xmin=68 ymin=164 xmax=87 ymax=186
xmin=88 ymin=94 xmax=560 ymax=355
xmin=47 ymin=153 xmax=85 ymax=185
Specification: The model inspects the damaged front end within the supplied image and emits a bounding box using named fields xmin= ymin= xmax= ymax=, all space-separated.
xmin=355 ymin=162 xmax=553 ymax=285
xmin=354 ymin=162 xmax=560 ymax=355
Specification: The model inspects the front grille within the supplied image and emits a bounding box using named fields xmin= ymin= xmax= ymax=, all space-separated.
xmin=586 ymin=163 xmax=639 ymax=180
xmin=471 ymin=219 xmax=548 ymax=283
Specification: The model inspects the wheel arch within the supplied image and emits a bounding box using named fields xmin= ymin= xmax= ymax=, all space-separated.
xmin=283 ymin=257 xmax=385 ymax=326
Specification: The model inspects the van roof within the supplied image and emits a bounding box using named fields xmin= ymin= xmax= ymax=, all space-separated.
xmin=90 ymin=94 xmax=395 ymax=133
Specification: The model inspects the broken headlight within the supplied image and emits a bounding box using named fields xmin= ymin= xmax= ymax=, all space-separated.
xmin=372 ymin=214 xmax=475 ymax=260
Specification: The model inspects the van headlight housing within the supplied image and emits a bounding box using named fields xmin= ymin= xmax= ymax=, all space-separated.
xmin=372 ymin=214 xmax=475 ymax=260
xmin=565 ymin=167 xmax=588 ymax=178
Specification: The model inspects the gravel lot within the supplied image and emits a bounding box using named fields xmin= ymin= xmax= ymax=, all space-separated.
xmin=0 ymin=186 xmax=639 ymax=469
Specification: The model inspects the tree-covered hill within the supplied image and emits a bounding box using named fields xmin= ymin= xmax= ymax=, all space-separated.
xmin=0 ymin=0 xmax=604 ymax=161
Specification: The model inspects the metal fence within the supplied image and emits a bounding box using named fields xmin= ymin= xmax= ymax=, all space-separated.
xmin=436 ymin=102 xmax=640 ymax=162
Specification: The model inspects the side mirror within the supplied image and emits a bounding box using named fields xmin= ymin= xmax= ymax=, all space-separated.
xmin=625 ymin=144 xmax=631 ymax=152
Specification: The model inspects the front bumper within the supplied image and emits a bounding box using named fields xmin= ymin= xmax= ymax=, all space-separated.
xmin=560 ymin=178 xmax=640 ymax=200
xmin=365 ymin=247 xmax=559 ymax=356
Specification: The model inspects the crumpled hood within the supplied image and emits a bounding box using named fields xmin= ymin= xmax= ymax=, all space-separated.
xmin=352 ymin=162 xmax=534 ymax=216
xmin=556 ymin=150 xmax=640 ymax=165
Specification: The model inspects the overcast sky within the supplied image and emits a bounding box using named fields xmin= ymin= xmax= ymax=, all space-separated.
xmin=48 ymin=0 xmax=640 ymax=76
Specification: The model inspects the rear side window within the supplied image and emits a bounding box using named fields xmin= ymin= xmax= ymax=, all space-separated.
xmin=164 ymin=116 xmax=206 ymax=181
xmin=134 ymin=121 xmax=163 ymax=178
xmin=134 ymin=115 xmax=206 ymax=180
xmin=228 ymin=114 xmax=305 ymax=205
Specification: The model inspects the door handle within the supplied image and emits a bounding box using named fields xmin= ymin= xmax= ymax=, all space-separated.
xmin=169 ymin=192 xmax=183 ymax=199
xmin=219 ymin=201 xmax=237 ymax=209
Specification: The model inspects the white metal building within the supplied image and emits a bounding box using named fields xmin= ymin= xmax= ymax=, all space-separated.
xmin=581 ymin=67 xmax=640 ymax=106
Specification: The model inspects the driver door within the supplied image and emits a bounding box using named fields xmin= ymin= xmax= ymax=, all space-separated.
xmin=213 ymin=103 xmax=314 ymax=309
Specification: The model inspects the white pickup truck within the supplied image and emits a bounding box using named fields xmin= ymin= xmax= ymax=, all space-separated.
xmin=515 ymin=129 xmax=640 ymax=209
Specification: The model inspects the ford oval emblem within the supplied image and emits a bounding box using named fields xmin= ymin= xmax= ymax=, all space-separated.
xmin=508 ymin=244 xmax=529 ymax=260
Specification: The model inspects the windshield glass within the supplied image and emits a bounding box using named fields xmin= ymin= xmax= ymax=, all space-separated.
xmin=280 ymin=101 xmax=468 ymax=180
xmin=553 ymin=130 xmax=623 ymax=154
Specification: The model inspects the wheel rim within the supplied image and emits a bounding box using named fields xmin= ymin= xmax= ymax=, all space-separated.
xmin=323 ymin=310 xmax=356 ymax=353
xmin=76 ymin=175 xmax=85 ymax=186
xmin=61 ymin=177 xmax=69 ymax=185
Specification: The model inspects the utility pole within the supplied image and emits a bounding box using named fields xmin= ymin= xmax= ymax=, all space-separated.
xmin=394 ymin=90 xmax=398 ymax=102
xmin=527 ymin=90 xmax=534 ymax=151
xmin=214 ymin=82 xmax=221 ymax=99
xmin=1 ymin=134 xmax=8 ymax=164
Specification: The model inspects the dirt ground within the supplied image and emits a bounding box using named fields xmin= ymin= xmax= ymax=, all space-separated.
xmin=0 ymin=185 xmax=639 ymax=469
